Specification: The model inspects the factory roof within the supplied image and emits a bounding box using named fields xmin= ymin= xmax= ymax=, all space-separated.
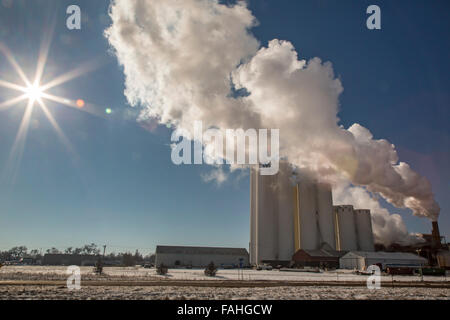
xmin=341 ymin=251 xmax=427 ymax=261
xmin=156 ymin=245 xmax=248 ymax=256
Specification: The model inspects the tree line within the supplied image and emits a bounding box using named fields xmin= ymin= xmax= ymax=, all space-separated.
xmin=0 ymin=244 xmax=155 ymax=267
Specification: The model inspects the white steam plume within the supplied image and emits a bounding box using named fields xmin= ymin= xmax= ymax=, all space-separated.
xmin=333 ymin=182 xmax=425 ymax=246
xmin=106 ymin=0 xmax=440 ymax=243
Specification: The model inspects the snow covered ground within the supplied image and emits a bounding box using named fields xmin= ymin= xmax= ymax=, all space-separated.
xmin=1 ymin=266 xmax=449 ymax=283
xmin=0 ymin=285 xmax=448 ymax=300
xmin=1 ymin=266 xmax=448 ymax=300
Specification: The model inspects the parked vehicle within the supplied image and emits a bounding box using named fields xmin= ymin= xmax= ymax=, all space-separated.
xmin=256 ymin=264 xmax=273 ymax=271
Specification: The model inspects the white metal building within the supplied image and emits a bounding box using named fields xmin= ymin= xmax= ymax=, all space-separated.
xmin=339 ymin=251 xmax=427 ymax=270
xmin=155 ymin=246 xmax=249 ymax=268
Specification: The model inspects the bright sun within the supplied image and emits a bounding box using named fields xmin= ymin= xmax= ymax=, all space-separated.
xmin=25 ymin=83 xmax=44 ymax=101
xmin=0 ymin=33 xmax=102 ymax=182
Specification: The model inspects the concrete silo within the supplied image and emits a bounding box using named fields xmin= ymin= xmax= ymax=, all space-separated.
xmin=292 ymin=181 xmax=336 ymax=251
xmin=316 ymin=183 xmax=336 ymax=250
xmin=334 ymin=206 xmax=375 ymax=252
xmin=295 ymin=181 xmax=320 ymax=250
xmin=250 ymin=163 xmax=376 ymax=265
xmin=354 ymin=209 xmax=375 ymax=251
xmin=334 ymin=205 xmax=358 ymax=251
xmin=250 ymin=167 xmax=279 ymax=264
xmin=276 ymin=163 xmax=296 ymax=261
xmin=250 ymin=162 xmax=337 ymax=265
xmin=249 ymin=166 xmax=257 ymax=264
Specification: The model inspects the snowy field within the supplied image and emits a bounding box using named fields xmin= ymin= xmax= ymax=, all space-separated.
xmin=1 ymin=285 xmax=449 ymax=300
xmin=1 ymin=266 xmax=449 ymax=300
xmin=1 ymin=266 xmax=449 ymax=283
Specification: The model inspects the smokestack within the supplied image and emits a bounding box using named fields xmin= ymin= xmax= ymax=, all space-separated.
xmin=432 ymin=221 xmax=442 ymax=248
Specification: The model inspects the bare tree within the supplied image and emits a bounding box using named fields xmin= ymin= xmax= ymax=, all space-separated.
xmin=9 ymin=246 xmax=28 ymax=260
xmin=64 ymin=247 xmax=73 ymax=254
xmin=121 ymin=252 xmax=135 ymax=266
xmin=46 ymin=247 xmax=61 ymax=254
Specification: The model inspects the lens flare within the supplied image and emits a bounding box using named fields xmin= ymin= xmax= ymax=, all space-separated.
xmin=76 ymin=99 xmax=85 ymax=108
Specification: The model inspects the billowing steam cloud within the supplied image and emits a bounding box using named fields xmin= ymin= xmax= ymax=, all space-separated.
xmin=333 ymin=182 xmax=425 ymax=246
xmin=105 ymin=0 xmax=440 ymax=244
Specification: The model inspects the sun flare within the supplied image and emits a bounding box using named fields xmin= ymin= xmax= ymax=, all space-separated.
xmin=0 ymin=37 xmax=102 ymax=182
xmin=25 ymin=83 xmax=44 ymax=101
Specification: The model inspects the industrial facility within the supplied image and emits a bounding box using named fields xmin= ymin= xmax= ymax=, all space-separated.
xmin=151 ymin=163 xmax=446 ymax=272
xmin=152 ymin=163 xmax=446 ymax=272
xmin=248 ymin=161 xmax=450 ymax=271
xmin=155 ymin=246 xmax=249 ymax=268
xmin=250 ymin=162 xmax=375 ymax=266
xmin=375 ymin=221 xmax=449 ymax=269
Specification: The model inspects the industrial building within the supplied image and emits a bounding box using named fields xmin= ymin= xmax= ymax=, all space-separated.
xmin=374 ymin=221 xmax=448 ymax=267
xmin=250 ymin=162 xmax=375 ymax=265
xmin=42 ymin=254 xmax=99 ymax=266
xmin=437 ymin=251 xmax=450 ymax=269
xmin=155 ymin=246 xmax=249 ymax=268
xmin=339 ymin=251 xmax=427 ymax=271
xmin=291 ymin=249 xmax=345 ymax=269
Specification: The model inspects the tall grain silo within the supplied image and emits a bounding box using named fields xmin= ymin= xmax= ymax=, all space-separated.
xmin=250 ymin=162 xmax=337 ymax=265
xmin=250 ymin=167 xmax=279 ymax=264
xmin=295 ymin=181 xmax=320 ymax=250
xmin=354 ymin=209 xmax=375 ymax=251
xmin=276 ymin=162 xmax=296 ymax=260
xmin=316 ymin=183 xmax=336 ymax=250
xmin=334 ymin=205 xmax=358 ymax=251
xmin=249 ymin=166 xmax=258 ymax=264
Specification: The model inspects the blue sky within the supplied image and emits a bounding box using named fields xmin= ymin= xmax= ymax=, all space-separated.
xmin=0 ymin=0 xmax=448 ymax=254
